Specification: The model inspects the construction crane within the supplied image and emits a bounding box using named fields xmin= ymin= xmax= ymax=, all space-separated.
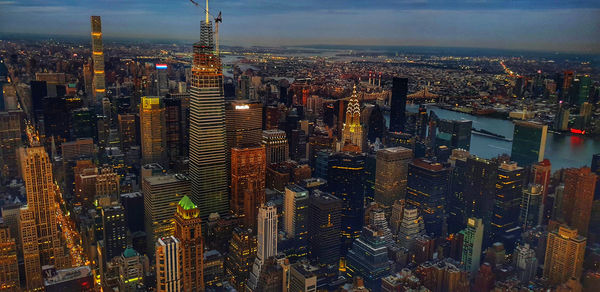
xmin=189 ymin=0 xmax=222 ymax=55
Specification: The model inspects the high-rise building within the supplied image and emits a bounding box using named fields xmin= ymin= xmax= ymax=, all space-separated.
xmin=562 ymin=167 xmax=596 ymax=236
xmin=389 ymin=199 xmax=405 ymax=235
xmin=225 ymin=100 xmax=263 ymax=149
xmin=156 ymin=236 xmax=182 ymax=292
xmin=283 ymin=185 xmax=309 ymax=239
xmin=247 ymin=205 xmax=278 ymax=291
xmin=18 ymin=147 xmax=66 ymax=267
xmin=592 ymin=153 xmax=600 ymax=175
xmin=140 ymin=96 xmax=167 ymax=165
xmin=346 ymin=225 xmax=391 ymax=290
xmin=397 ymin=207 xmax=425 ymax=250
xmin=102 ymin=204 xmax=128 ymax=262
xmin=520 ymin=184 xmax=543 ymax=229
xmin=118 ymin=113 xmax=137 ymax=151
xmin=173 ymin=195 xmax=204 ymax=292
xmin=513 ymin=243 xmax=538 ymax=284
xmin=142 ymin=174 xmax=190 ymax=256
xmin=113 ymin=248 xmax=149 ymax=291
xmin=543 ymin=226 xmax=586 ymax=285
xmin=90 ymin=16 xmax=105 ymax=99
xmin=341 ymin=85 xmax=364 ymax=152
xmin=491 ymin=162 xmax=524 ymax=250
xmin=374 ymin=147 xmax=413 ymax=206
xmin=230 ymin=146 xmax=266 ymax=227
xmin=389 ymin=77 xmax=408 ymax=133
xmin=327 ymin=152 xmax=366 ymax=251
xmin=435 ymin=119 xmax=472 ymax=151
xmin=406 ymin=158 xmax=450 ymax=237
xmin=460 ymin=217 xmax=484 ymax=275
xmin=0 ymin=223 xmax=19 ymax=291
xmin=262 ymin=129 xmax=289 ymax=164
xmin=308 ymin=191 xmax=343 ymax=266
xmin=156 ymin=64 xmax=169 ymax=96
xmin=0 ymin=110 xmax=23 ymax=179
xmin=20 ymin=207 xmax=43 ymax=291
xmin=225 ymin=227 xmax=257 ymax=291
xmin=289 ymin=263 xmax=317 ymax=292
xmin=189 ymin=3 xmax=229 ymax=221
xmin=511 ymin=121 xmax=548 ymax=166
xmin=164 ymin=96 xmax=182 ymax=166
xmin=464 ymin=156 xmax=498 ymax=247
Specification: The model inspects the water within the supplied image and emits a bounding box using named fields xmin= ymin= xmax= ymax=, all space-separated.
xmin=384 ymin=105 xmax=600 ymax=170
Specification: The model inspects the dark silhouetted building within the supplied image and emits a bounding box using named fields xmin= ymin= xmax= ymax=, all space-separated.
xmin=389 ymin=77 xmax=408 ymax=133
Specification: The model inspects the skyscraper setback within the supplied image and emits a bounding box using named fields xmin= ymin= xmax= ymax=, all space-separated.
xmin=189 ymin=2 xmax=229 ymax=220
xmin=90 ymin=16 xmax=105 ymax=99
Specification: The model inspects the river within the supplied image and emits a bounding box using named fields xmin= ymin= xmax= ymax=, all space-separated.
xmin=385 ymin=105 xmax=600 ymax=170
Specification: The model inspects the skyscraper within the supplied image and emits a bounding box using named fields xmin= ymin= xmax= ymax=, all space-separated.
xmin=189 ymin=3 xmax=229 ymax=220
xmin=140 ymin=96 xmax=167 ymax=165
xmin=511 ymin=121 xmax=548 ymax=166
xmin=389 ymin=77 xmax=408 ymax=133
xmin=156 ymin=236 xmax=182 ymax=292
xmin=102 ymin=204 xmax=128 ymax=262
xmin=562 ymin=167 xmax=596 ymax=236
xmin=143 ymin=174 xmax=190 ymax=256
xmin=460 ymin=217 xmax=484 ymax=275
xmin=406 ymin=158 xmax=451 ymax=237
xmin=262 ymin=129 xmax=290 ymax=164
xmin=543 ymin=226 xmax=586 ymax=285
xmin=90 ymin=16 xmax=105 ymax=99
xmin=173 ymin=195 xmax=204 ymax=292
xmin=374 ymin=147 xmax=413 ymax=206
xmin=225 ymin=227 xmax=257 ymax=291
xmin=520 ymin=184 xmax=543 ymax=229
xmin=18 ymin=147 xmax=65 ymax=268
xmin=341 ymin=85 xmax=364 ymax=152
xmin=491 ymin=162 xmax=524 ymax=250
xmin=225 ymin=100 xmax=263 ymax=149
xmin=0 ymin=110 xmax=23 ymax=179
xmin=118 ymin=113 xmax=137 ymax=151
xmin=464 ymin=156 xmax=498 ymax=248
xmin=513 ymin=243 xmax=538 ymax=284
xmin=20 ymin=207 xmax=43 ymax=291
xmin=0 ymin=223 xmax=19 ymax=291
xmin=247 ymin=204 xmax=278 ymax=291
xmin=308 ymin=191 xmax=343 ymax=266
xmin=283 ymin=185 xmax=309 ymax=239
xmin=346 ymin=225 xmax=391 ymax=290
xmin=435 ymin=119 xmax=472 ymax=151
xmin=397 ymin=207 xmax=425 ymax=250
xmin=230 ymin=146 xmax=266 ymax=227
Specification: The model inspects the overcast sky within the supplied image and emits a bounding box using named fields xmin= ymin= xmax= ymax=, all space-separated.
xmin=1 ymin=0 xmax=599 ymax=53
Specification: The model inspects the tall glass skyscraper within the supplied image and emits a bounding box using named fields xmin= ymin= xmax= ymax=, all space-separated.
xmin=90 ymin=16 xmax=105 ymax=99
xmin=189 ymin=5 xmax=229 ymax=221
xmin=389 ymin=77 xmax=408 ymax=133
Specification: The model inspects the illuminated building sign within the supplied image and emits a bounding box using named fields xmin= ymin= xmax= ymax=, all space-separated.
xmin=156 ymin=64 xmax=168 ymax=70
xmin=235 ymin=105 xmax=249 ymax=110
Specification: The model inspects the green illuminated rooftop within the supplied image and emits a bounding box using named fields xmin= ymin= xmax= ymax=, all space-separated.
xmin=178 ymin=195 xmax=197 ymax=210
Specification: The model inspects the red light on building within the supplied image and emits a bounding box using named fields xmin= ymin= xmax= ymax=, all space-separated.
xmin=570 ymin=128 xmax=585 ymax=135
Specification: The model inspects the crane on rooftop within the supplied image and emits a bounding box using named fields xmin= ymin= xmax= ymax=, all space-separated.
xmin=189 ymin=0 xmax=222 ymax=55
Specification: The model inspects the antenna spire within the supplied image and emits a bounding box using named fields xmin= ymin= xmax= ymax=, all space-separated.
xmin=205 ymin=0 xmax=209 ymax=24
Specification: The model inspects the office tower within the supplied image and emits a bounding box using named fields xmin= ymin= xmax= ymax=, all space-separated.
xmin=532 ymin=159 xmax=551 ymax=202
xmin=0 ymin=110 xmax=23 ymax=179
xmin=156 ymin=64 xmax=169 ymax=96
xmin=230 ymin=146 xmax=266 ymax=227
xmin=62 ymin=138 xmax=95 ymax=161
xmin=374 ymin=147 xmax=413 ymax=206
xmin=308 ymin=192 xmax=343 ymax=265
xmin=397 ymin=207 xmax=425 ymax=250
xmin=362 ymin=104 xmax=385 ymax=144
xmin=71 ymin=108 xmax=96 ymax=140
xmin=491 ymin=162 xmax=524 ymax=250
xmin=0 ymin=224 xmax=19 ymax=291
xmin=203 ymin=250 xmax=224 ymax=288
xmin=102 ymin=205 xmax=128 ymax=262
xmin=173 ymin=195 xmax=204 ymax=292
xmin=142 ymin=174 xmax=190 ymax=256
xmin=289 ymin=263 xmax=317 ymax=292
xmin=140 ymin=96 xmax=167 ymax=165
xmin=163 ymin=96 xmax=182 ymax=165
xmin=341 ymin=85 xmax=364 ymax=152
xmin=114 ymin=248 xmax=149 ymax=291
xmin=156 ymin=236 xmax=182 ymax=292
xmin=90 ymin=16 xmax=105 ymax=98
xmin=262 ymin=130 xmax=289 ymax=164
xmin=247 ymin=205 xmax=278 ymax=291
xmin=284 ymin=185 xmax=309 ymax=239
xmin=414 ymin=260 xmax=470 ymax=292
xmin=189 ymin=3 xmax=229 ymax=221
xmin=389 ymin=77 xmax=408 ymax=132
xmin=571 ymin=75 xmax=591 ymax=105
xmin=513 ymin=243 xmax=538 ymax=284
xmin=366 ymin=207 xmax=393 ymax=245
xmin=118 ymin=114 xmax=137 ymax=151
xmin=346 ymin=225 xmax=391 ymax=290
xmin=544 ymin=226 xmax=586 ymax=285
xmin=43 ymin=266 xmax=93 ymax=292
xmin=252 ymin=258 xmax=284 ymax=291
xmin=225 ymin=100 xmax=263 ymax=148
xmin=120 ymin=192 xmax=144 ymax=233
xmin=20 ymin=207 xmax=43 ymax=291
xmin=464 ymin=156 xmax=498 ymax=247
xmin=18 ymin=147 xmax=65 ymax=267
xmin=562 ymin=167 xmax=596 ymax=236
xmin=460 ymin=218 xmax=484 ymax=275
xmin=511 ymin=121 xmax=548 ymax=166
xmin=327 ymin=152 xmax=366 ymax=251
xmin=406 ymin=158 xmax=450 ymax=236
xmin=225 ymin=227 xmax=257 ymax=291
xmin=75 ymin=166 xmax=120 ymax=207
xmin=435 ymin=119 xmax=472 ymax=151
xmin=389 ymin=199 xmax=405 ymax=235
xmin=553 ymin=104 xmax=570 ymax=131
xmin=520 ymin=184 xmax=543 ymax=229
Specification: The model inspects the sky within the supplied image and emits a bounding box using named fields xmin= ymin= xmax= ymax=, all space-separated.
xmin=0 ymin=0 xmax=599 ymax=53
